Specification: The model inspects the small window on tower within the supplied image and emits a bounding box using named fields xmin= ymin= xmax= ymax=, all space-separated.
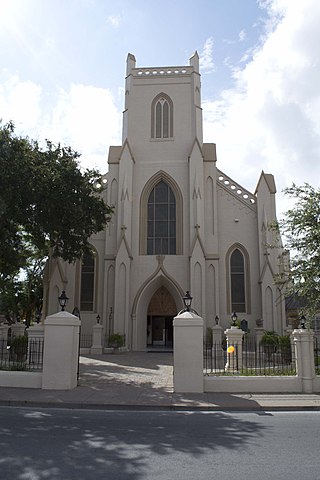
xmin=151 ymin=93 xmax=173 ymax=139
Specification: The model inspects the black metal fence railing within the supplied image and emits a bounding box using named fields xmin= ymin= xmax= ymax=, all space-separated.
xmin=314 ymin=336 xmax=320 ymax=374
xmin=0 ymin=337 xmax=44 ymax=371
xmin=204 ymin=336 xmax=296 ymax=376
xmin=79 ymin=334 xmax=93 ymax=349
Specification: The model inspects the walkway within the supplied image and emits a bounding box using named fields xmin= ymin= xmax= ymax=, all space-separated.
xmin=79 ymin=351 xmax=174 ymax=407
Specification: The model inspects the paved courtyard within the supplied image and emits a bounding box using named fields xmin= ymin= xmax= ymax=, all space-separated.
xmin=78 ymin=351 xmax=174 ymax=406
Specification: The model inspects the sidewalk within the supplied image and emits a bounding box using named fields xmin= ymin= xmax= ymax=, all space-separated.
xmin=0 ymin=352 xmax=320 ymax=411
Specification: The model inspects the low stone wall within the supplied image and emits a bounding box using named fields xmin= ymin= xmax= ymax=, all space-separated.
xmin=0 ymin=371 xmax=42 ymax=388
xmin=313 ymin=376 xmax=320 ymax=391
xmin=204 ymin=375 xmax=302 ymax=393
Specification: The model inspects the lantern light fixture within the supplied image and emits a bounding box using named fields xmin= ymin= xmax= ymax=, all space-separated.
xmin=58 ymin=290 xmax=69 ymax=311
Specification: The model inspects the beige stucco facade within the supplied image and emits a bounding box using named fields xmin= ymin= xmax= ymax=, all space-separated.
xmin=43 ymin=52 xmax=287 ymax=350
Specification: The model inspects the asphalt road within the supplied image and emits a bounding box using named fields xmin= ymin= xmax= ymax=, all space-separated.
xmin=1 ymin=406 xmax=319 ymax=480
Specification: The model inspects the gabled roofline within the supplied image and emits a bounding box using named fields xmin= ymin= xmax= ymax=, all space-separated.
xmin=255 ymin=171 xmax=276 ymax=195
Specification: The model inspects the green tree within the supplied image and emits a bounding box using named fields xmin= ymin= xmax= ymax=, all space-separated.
xmin=0 ymin=122 xmax=113 ymax=321
xmin=280 ymin=183 xmax=320 ymax=318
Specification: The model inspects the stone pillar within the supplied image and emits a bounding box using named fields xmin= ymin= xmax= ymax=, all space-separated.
xmin=254 ymin=327 xmax=264 ymax=346
xmin=90 ymin=323 xmax=104 ymax=355
xmin=292 ymin=329 xmax=315 ymax=393
xmin=0 ymin=324 xmax=9 ymax=344
xmin=225 ymin=327 xmax=244 ymax=372
xmin=42 ymin=311 xmax=80 ymax=390
xmin=27 ymin=324 xmax=44 ymax=366
xmin=11 ymin=323 xmax=26 ymax=338
xmin=212 ymin=325 xmax=223 ymax=345
xmin=0 ymin=325 xmax=9 ymax=360
xmin=173 ymin=311 xmax=204 ymax=393
xmin=211 ymin=325 xmax=224 ymax=370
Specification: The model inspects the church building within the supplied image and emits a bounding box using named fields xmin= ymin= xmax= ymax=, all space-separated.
xmin=43 ymin=52 xmax=287 ymax=350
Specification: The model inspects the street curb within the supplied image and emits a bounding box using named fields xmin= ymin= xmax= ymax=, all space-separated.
xmin=1 ymin=399 xmax=320 ymax=412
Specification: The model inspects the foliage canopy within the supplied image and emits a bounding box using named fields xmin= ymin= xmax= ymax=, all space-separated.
xmin=280 ymin=183 xmax=320 ymax=318
xmin=0 ymin=122 xmax=113 ymax=321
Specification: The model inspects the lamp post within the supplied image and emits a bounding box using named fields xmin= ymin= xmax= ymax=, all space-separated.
xmin=96 ymin=314 xmax=101 ymax=324
xmin=58 ymin=290 xmax=69 ymax=312
xmin=35 ymin=310 xmax=42 ymax=324
xmin=231 ymin=311 xmax=238 ymax=327
xmin=215 ymin=315 xmax=219 ymax=325
xmin=300 ymin=315 xmax=306 ymax=329
xmin=183 ymin=291 xmax=193 ymax=312
xmin=178 ymin=290 xmax=199 ymax=315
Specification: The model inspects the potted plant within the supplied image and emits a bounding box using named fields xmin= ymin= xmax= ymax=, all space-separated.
xmin=108 ymin=333 xmax=125 ymax=350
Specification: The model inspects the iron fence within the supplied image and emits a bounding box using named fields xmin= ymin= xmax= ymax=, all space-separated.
xmin=315 ymin=336 xmax=320 ymax=374
xmin=204 ymin=335 xmax=296 ymax=376
xmin=79 ymin=334 xmax=93 ymax=349
xmin=0 ymin=336 xmax=44 ymax=371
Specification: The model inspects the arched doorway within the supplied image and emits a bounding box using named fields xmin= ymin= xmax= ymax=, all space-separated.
xmin=147 ymin=286 xmax=177 ymax=347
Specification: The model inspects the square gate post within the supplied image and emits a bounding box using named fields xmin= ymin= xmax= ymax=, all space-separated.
xmin=173 ymin=311 xmax=204 ymax=393
xmin=42 ymin=311 xmax=80 ymax=390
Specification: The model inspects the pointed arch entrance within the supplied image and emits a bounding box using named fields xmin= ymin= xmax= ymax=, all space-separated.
xmin=132 ymin=273 xmax=183 ymax=350
xmin=147 ymin=286 xmax=177 ymax=347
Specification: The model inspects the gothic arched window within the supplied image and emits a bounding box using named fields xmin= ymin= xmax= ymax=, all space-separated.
xmin=140 ymin=172 xmax=182 ymax=255
xmin=230 ymin=248 xmax=246 ymax=313
xmin=151 ymin=94 xmax=173 ymax=139
xmin=80 ymin=251 xmax=95 ymax=311
xmin=147 ymin=181 xmax=176 ymax=254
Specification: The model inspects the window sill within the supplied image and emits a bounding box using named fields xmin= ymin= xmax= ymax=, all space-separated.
xmin=150 ymin=137 xmax=174 ymax=142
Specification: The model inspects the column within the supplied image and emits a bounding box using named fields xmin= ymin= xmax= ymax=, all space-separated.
xmin=0 ymin=325 xmax=10 ymax=361
xmin=11 ymin=323 xmax=26 ymax=338
xmin=254 ymin=327 xmax=264 ymax=346
xmin=211 ymin=325 xmax=224 ymax=370
xmin=225 ymin=327 xmax=244 ymax=373
xmin=90 ymin=323 xmax=104 ymax=355
xmin=173 ymin=311 xmax=204 ymax=393
xmin=0 ymin=324 xmax=9 ymax=345
xmin=292 ymin=328 xmax=315 ymax=393
xmin=42 ymin=311 xmax=80 ymax=390
xmin=27 ymin=324 xmax=44 ymax=368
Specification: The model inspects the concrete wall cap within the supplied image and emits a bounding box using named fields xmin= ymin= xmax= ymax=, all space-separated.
xmin=45 ymin=310 xmax=81 ymax=326
xmin=174 ymin=311 xmax=202 ymax=320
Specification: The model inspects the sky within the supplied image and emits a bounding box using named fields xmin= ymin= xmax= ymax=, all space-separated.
xmin=0 ymin=0 xmax=320 ymax=217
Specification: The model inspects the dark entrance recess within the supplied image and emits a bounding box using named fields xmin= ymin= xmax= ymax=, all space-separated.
xmin=147 ymin=286 xmax=177 ymax=347
xmin=147 ymin=315 xmax=173 ymax=347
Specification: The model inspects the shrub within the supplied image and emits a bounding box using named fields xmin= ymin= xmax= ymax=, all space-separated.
xmin=108 ymin=333 xmax=125 ymax=348
xmin=260 ymin=331 xmax=279 ymax=349
xmin=10 ymin=335 xmax=28 ymax=362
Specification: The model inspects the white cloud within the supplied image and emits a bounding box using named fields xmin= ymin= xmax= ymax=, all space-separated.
xmin=203 ymin=0 xmax=320 ymax=216
xmin=107 ymin=14 xmax=121 ymax=28
xmin=239 ymin=29 xmax=246 ymax=42
xmin=0 ymin=70 xmax=42 ymax=129
xmin=42 ymin=84 xmax=122 ymax=172
xmin=199 ymin=37 xmax=215 ymax=73
xmin=0 ymin=72 xmax=122 ymax=174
